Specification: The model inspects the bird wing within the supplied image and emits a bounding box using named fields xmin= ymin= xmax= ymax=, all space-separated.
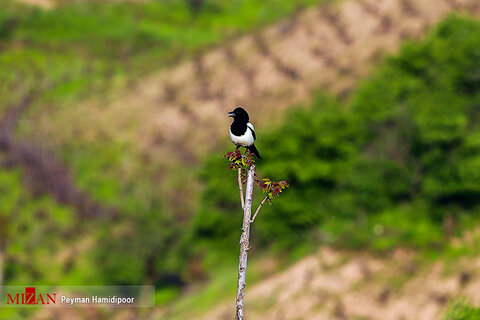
xmin=247 ymin=123 xmax=256 ymax=140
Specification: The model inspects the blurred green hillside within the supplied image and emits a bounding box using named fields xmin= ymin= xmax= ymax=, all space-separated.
xmin=1 ymin=0 xmax=480 ymax=319
xmin=0 ymin=0 xmax=320 ymax=110
xmin=193 ymin=14 xmax=480 ymax=272
xmin=0 ymin=0 xmax=324 ymax=281
xmin=0 ymin=0 xmax=326 ymax=318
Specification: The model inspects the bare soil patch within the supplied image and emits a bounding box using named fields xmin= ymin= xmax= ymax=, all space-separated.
xmin=196 ymin=247 xmax=480 ymax=320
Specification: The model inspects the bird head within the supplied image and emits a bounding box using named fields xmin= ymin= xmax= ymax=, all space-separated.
xmin=227 ymin=107 xmax=249 ymax=122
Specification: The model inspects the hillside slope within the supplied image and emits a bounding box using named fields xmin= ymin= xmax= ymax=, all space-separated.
xmin=4 ymin=2 xmax=480 ymax=319
xmin=187 ymin=245 xmax=480 ymax=320
xmin=13 ymin=1 xmax=480 ymax=291
xmin=27 ymin=0 xmax=480 ymax=164
xmin=20 ymin=1 xmax=480 ymax=227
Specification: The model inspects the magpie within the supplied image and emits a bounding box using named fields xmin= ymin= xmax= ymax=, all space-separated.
xmin=227 ymin=107 xmax=261 ymax=159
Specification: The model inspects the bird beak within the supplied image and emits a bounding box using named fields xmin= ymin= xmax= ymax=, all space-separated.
xmin=227 ymin=111 xmax=234 ymax=118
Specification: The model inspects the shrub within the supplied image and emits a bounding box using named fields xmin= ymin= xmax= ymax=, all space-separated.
xmin=443 ymin=301 xmax=480 ymax=320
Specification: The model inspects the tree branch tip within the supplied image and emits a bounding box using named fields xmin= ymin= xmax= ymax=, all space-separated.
xmin=224 ymin=149 xmax=256 ymax=170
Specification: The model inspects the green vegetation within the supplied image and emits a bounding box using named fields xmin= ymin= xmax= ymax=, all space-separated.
xmin=443 ymin=301 xmax=480 ymax=320
xmin=0 ymin=0 xmax=322 ymax=111
xmin=0 ymin=0 xmax=324 ymax=288
xmin=174 ymin=15 xmax=480 ymax=314
xmin=0 ymin=169 xmax=78 ymax=284
xmin=0 ymin=169 xmax=77 ymax=319
xmin=2 ymin=3 xmax=480 ymax=318
xmin=1 ymin=3 xmax=333 ymax=317
xmin=193 ymin=15 xmax=480 ymax=265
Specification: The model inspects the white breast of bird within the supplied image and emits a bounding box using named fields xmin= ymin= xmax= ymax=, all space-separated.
xmin=230 ymin=123 xmax=255 ymax=147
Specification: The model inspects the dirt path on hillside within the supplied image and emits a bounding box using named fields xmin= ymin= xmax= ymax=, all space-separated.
xmin=189 ymin=247 xmax=480 ymax=320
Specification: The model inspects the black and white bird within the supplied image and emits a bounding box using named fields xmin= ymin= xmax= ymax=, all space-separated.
xmin=227 ymin=107 xmax=261 ymax=159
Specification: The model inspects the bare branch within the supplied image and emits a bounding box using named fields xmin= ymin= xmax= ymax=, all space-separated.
xmin=250 ymin=195 xmax=269 ymax=224
xmin=238 ymin=167 xmax=245 ymax=209
xmin=235 ymin=165 xmax=255 ymax=320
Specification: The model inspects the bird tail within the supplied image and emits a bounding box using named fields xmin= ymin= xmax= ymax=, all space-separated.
xmin=247 ymin=144 xmax=262 ymax=159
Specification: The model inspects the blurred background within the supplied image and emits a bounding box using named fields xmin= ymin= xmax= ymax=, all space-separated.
xmin=1 ymin=0 xmax=480 ymax=319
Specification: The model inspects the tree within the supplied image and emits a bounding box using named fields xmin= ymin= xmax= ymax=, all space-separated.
xmin=224 ymin=150 xmax=289 ymax=320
